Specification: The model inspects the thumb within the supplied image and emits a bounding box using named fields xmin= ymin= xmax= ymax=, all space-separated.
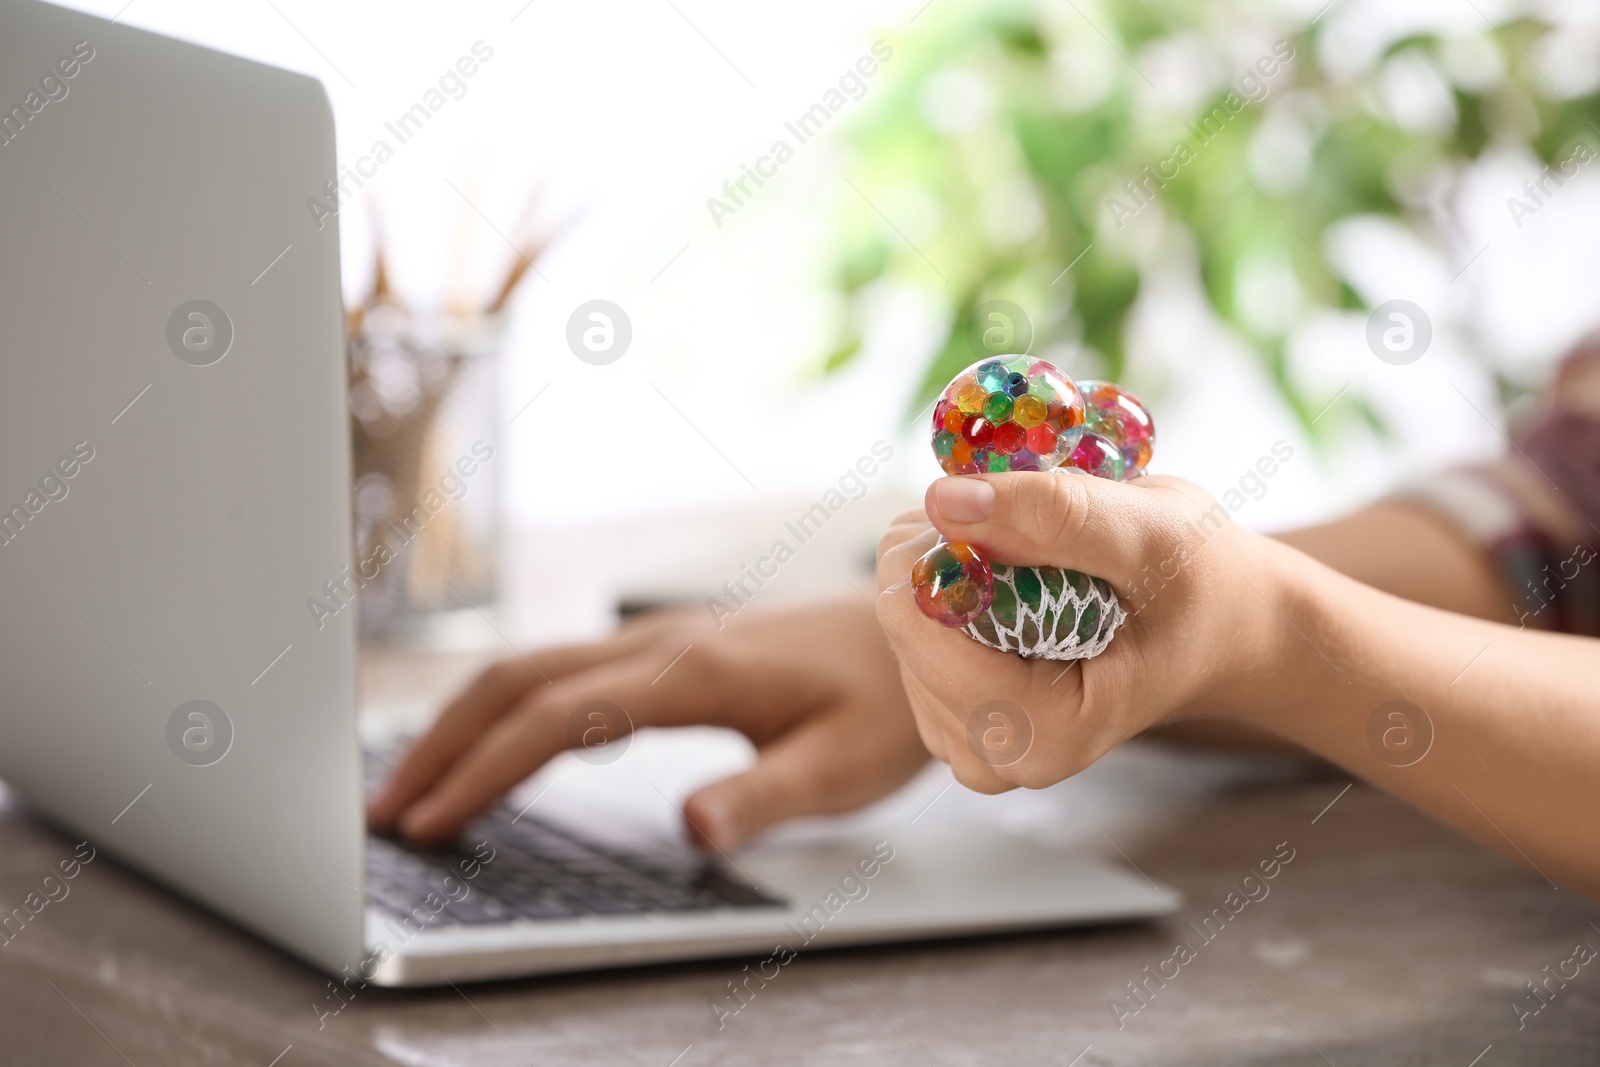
xmin=923 ymin=471 xmax=1193 ymax=588
xmin=681 ymin=726 xmax=833 ymax=853
xmin=683 ymin=710 xmax=905 ymax=852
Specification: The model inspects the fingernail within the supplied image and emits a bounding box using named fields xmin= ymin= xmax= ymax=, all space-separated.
xmin=933 ymin=477 xmax=996 ymax=523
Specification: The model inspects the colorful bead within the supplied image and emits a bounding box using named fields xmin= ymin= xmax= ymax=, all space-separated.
xmin=982 ymin=392 xmax=1014 ymax=424
xmin=912 ymin=541 xmax=995 ymax=627
xmin=933 ymin=431 xmax=957 ymax=458
xmin=1012 ymin=394 xmax=1047 ymax=428
xmin=1005 ymin=371 xmax=1029 ymax=397
xmin=1064 ymin=432 xmax=1125 ymax=480
xmin=993 ymin=421 xmax=1027 ymax=455
xmin=1077 ymin=379 xmax=1155 ymax=476
xmin=974 ymin=360 xmax=1010 ymax=393
xmin=1025 ymin=423 xmax=1057 ymax=456
xmin=955 ymin=382 xmax=987 ymax=415
xmin=960 ymin=416 xmax=995 ymax=449
xmin=1051 ymin=392 xmax=1087 ymax=433
xmin=986 ymin=452 xmax=1011 ymax=473
xmin=1011 ymin=450 xmax=1041 ymax=472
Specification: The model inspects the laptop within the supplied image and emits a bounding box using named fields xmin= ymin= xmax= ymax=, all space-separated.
xmin=0 ymin=0 xmax=1180 ymax=986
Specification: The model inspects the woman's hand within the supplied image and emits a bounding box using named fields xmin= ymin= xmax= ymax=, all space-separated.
xmin=368 ymin=598 xmax=929 ymax=851
xmin=875 ymin=471 xmax=1287 ymax=793
xmin=880 ymin=470 xmax=1600 ymax=895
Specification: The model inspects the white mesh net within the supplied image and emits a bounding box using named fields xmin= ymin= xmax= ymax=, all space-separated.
xmin=962 ymin=564 xmax=1125 ymax=661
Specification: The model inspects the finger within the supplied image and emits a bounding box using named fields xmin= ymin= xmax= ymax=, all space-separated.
xmin=874 ymin=567 xmax=1032 ymax=723
xmin=877 ymin=511 xmax=933 ymax=556
xmin=367 ymin=661 xmax=541 ymax=830
xmin=885 ymin=570 xmax=1138 ymax=793
xmin=877 ymin=518 xmax=933 ymax=554
xmin=900 ymin=670 xmax=951 ymax=763
xmin=368 ymin=619 xmax=675 ymax=828
xmin=396 ymin=666 xmax=650 ymax=842
xmin=876 ymin=523 xmax=940 ymax=592
xmin=397 ymin=642 xmax=763 ymax=842
xmin=923 ymin=472 xmax=1194 ymax=588
xmin=895 ymin=664 xmax=1017 ymax=795
xmin=682 ymin=706 xmax=926 ymax=852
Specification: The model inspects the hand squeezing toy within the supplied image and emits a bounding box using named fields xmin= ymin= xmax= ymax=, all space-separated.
xmin=912 ymin=355 xmax=1154 ymax=661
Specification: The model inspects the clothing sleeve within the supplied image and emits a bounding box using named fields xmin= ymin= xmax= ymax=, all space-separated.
xmin=1390 ymin=344 xmax=1600 ymax=636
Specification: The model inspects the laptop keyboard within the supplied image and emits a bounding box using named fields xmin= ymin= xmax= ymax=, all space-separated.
xmin=364 ymin=757 xmax=786 ymax=926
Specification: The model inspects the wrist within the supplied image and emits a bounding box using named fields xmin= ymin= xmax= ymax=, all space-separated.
xmin=1208 ymin=534 xmax=1352 ymax=730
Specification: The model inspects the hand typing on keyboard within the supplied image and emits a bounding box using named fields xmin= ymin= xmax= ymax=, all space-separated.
xmin=367 ymin=600 xmax=928 ymax=852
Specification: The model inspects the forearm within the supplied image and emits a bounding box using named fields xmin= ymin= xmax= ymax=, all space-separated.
xmin=1236 ymin=537 xmax=1600 ymax=893
xmin=1150 ymin=501 xmax=1518 ymax=752
xmin=1272 ymin=501 xmax=1518 ymax=625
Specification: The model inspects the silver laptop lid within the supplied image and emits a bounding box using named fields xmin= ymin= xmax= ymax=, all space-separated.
xmin=0 ymin=0 xmax=363 ymax=974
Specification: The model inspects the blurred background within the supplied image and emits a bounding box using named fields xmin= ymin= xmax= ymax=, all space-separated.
xmin=59 ymin=0 xmax=1600 ymax=648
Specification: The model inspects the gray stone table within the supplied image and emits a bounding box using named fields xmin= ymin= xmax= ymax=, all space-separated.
xmin=0 ymin=649 xmax=1594 ymax=1066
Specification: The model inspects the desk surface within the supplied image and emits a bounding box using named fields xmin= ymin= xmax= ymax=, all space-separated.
xmin=3 ymin=650 xmax=1596 ymax=1067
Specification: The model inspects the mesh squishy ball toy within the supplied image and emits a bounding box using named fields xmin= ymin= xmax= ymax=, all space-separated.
xmin=913 ymin=356 xmax=1155 ymax=661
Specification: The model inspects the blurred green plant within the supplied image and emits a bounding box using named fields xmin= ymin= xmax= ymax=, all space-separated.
xmin=825 ymin=0 xmax=1600 ymax=435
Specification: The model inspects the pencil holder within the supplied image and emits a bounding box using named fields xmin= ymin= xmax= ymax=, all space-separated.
xmin=346 ymin=305 xmax=505 ymax=643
